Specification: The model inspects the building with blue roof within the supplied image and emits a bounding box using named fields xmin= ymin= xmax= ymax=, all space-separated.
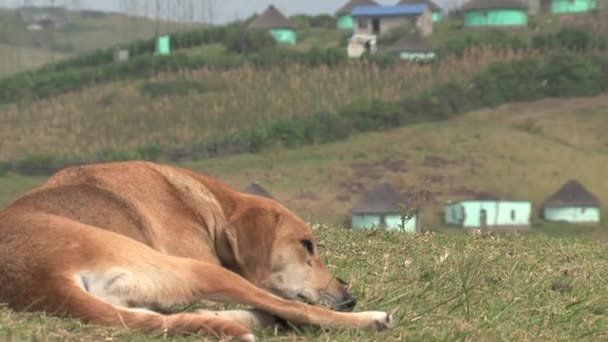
xmin=351 ymin=4 xmax=433 ymax=36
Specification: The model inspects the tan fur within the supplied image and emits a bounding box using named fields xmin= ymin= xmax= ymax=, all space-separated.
xmin=0 ymin=161 xmax=392 ymax=341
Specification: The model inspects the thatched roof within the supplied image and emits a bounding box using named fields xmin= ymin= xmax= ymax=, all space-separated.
xmin=352 ymin=183 xmax=410 ymax=214
xmin=248 ymin=5 xmax=295 ymax=30
xmin=243 ymin=182 xmax=276 ymax=200
xmin=397 ymin=0 xmax=442 ymax=12
xmin=336 ymin=0 xmax=380 ymax=15
xmin=462 ymin=0 xmax=527 ymax=11
xmin=387 ymin=33 xmax=433 ymax=52
xmin=542 ymin=180 xmax=601 ymax=208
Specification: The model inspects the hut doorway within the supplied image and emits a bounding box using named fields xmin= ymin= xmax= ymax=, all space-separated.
xmin=372 ymin=18 xmax=380 ymax=35
xmin=480 ymin=209 xmax=487 ymax=228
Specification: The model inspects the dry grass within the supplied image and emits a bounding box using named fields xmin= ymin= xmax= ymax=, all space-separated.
xmin=0 ymin=48 xmax=537 ymax=160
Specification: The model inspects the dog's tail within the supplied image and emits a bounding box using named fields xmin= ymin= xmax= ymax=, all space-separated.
xmin=41 ymin=276 xmax=251 ymax=339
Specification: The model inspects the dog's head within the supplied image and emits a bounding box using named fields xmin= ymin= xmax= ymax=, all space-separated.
xmin=225 ymin=199 xmax=356 ymax=312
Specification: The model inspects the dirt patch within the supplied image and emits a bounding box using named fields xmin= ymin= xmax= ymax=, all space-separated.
xmin=337 ymin=180 xmax=365 ymax=193
xmin=422 ymin=174 xmax=445 ymax=184
xmin=335 ymin=193 xmax=350 ymax=202
xmin=422 ymin=156 xmax=453 ymax=169
xmin=381 ymin=158 xmax=407 ymax=173
xmin=295 ymin=190 xmax=318 ymax=201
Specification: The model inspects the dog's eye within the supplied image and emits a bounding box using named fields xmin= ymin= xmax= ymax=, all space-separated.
xmin=300 ymin=239 xmax=314 ymax=255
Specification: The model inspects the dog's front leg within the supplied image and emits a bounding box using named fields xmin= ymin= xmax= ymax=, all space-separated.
xmin=184 ymin=260 xmax=394 ymax=330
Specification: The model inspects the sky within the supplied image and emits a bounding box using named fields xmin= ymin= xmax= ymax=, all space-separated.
xmin=0 ymin=0 xmax=464 ymax=24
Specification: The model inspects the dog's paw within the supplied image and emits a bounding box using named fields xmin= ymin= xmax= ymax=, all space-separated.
xmin=371 ymin=311 xmax=394 ymax=330
xmin=238 ymin=333 xmax=256 ymax=342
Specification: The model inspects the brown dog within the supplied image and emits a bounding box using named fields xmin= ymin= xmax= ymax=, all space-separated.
xmin=0 ymin=161 xmax=392 ymax=341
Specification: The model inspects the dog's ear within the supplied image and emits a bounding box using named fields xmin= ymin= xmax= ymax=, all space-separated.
xmin=225 ymin=206 xmax=281 ymax=284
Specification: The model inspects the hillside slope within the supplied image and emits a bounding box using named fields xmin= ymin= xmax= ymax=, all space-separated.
xmin=1 ymin=95 xmax=608 ymax=230
xmin=0 ymin=9 xmax=195 ymax=76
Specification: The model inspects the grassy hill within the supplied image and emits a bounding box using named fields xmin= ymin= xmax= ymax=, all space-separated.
xmin=1 ymin=94 xmax=608 ymax=233
xmin=0 ymin=48 xmax=531 ymax=161
xmin=1 ymin=227 xmax=608 ymax=341
xmin=0 ymin=8 xmax=196 ymax=76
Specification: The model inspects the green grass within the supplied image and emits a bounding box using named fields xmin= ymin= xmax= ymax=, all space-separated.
xmin=1 ymin=227 xmax=608 ymax=340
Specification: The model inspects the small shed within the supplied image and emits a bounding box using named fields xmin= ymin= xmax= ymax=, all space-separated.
xmin=386 ymin=32 xmax=435 ymax=61
xmin=248 ymin=5 xmax=297 ymax=45
xmin=548 ymin=0 xmax=597 ymax=14
xmin=351 ymin=183 xmax=420 ymax=233
xmin=336 ymin=0 xmax=380 ymax=30
xmin=462 ymin=0 xmax=529 ymax=27
xmin=542 ymin=180 xmax=601 ymax=223
xmin=397 ymin=0 xmax=443 ymax=22
xmin=351 ymin=4 xmax=433 ymax=36
xmin=444 ymin=195 xmax=532 ymax=231
xmin=243 ymin=182 xmax=276 ymax=200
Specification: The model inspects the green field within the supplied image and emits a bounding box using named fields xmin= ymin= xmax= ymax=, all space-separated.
xmin=1 ymin=227 xmax=608 ymax=341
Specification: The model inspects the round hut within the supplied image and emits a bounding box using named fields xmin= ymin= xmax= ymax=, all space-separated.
xmin=550 ymin=0 xmax=597 ymax=14
xmin=462 ymin=0 xmax=528 ymax=27
xmin=243 ymin=182 xmax=276 ymax=200
xmin=351 ymin=183 xmax=420 ymax=232
xmin=386 ymin=32 xmax=435 ymax=61
xmin=397 ymin=0 xmax=443 ymax=22
xmin=248 ymin=5 xmax=297 ymax=45
xmin=542 ymin=180 xmax=601 ymax=224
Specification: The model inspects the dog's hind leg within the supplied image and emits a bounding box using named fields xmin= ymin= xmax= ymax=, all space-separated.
xmin=195 ymin=309 xmax=279 ymax=329
xmin=44 ymin=275 xmax=256 ymax=341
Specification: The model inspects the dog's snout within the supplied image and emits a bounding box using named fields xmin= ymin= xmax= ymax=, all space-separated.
xmin=337 ymin=293 xmax=357 ymax=312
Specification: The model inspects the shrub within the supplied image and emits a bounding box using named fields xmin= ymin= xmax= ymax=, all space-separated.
xmin=544 ymin=50 xmax=602 ymax=97
xmin=0 ymin=161 xmax=9 ymax=176
xmin=532 ymin=27 xmax=607 ymax=52
xmin=14 ymin=154 xmax=62 ymax=176
xmin=225 ymin=29 xmax=277 ymax=54
xmin=439 ymin=30 xmax=527 ymax=57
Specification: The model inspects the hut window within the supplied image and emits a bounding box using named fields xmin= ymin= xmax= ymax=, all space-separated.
xmin=511 ymin=210 xmax=516 ymax=220
xmin=358 ymin=19 xmax=368 ymax=29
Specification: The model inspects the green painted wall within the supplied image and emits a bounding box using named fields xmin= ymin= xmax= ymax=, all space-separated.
xmin=400 ymin=52 xmax=436 ymax=61
xmin=544 ymin=207 xmax=600 ymax=223
xmin=445 ymin=201 xmax=531 ymax=228
xmin=352 ymin=213 xmax=418 ymax=232
xmin=464 ymin=9 xmax=528 ymax=27
xmin=432 ymin=12 xmax=442 ymax=22
xmin=337 ymin=15 xmax=354 ymax=30
xmin=552 ymin=0 xmax=597 ymax=13
xmin=270 ymin=29 xmax=297 ymax=45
